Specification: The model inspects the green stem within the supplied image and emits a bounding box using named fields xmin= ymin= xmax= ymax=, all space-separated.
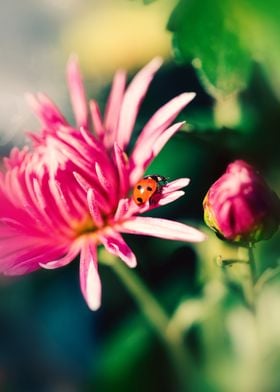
xmin=111 ymin=259 xmax=169 ymax=343
xmin=238 ymin=244 xmax=257 ymax=310
xmin=248 ymin=243 xmax=257 ymax=284
xmin=100 ymin=252 xmax=197 ymax=391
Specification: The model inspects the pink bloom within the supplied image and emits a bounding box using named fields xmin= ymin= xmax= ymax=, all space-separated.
xmin=203 ymin=160 xmax=280 ymax=243
xmin=0 ymin=56 xmax=205 ymax=310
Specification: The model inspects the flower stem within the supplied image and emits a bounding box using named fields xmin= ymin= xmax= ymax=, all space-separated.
xmin=238 ymin=244 xmax=257 ymax=310
xmin=248 ymin=243 xmax=257 ymax=284
xmin=110 ymin=259 xmax=170 ymax=342
xmin=101 ymin=252 xmax=197 ymax=390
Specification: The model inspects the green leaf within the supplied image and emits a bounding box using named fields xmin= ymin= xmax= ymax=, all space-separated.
xmin=168 ymin=0 xmax=251 ymax=99
xmin=92 ymin=314 xmax=175 ymax=390
xmin=93 ymin=316 xmax=152 ymax=389
xmin=168 ymin=0 xmax=280 ymax=104
xmin=232 ymin=0 xmax=280 ymax=100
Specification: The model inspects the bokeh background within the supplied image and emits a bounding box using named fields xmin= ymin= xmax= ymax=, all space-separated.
xmin=0 ymin=0 xmax=280 ymax=391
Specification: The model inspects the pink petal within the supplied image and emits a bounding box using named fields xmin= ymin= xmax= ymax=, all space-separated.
xmin=95 ymin=162 xmax=114 ymax=196
xmin=40 ymin=243 xmax=80 ymax=269
xmin=4 ymin=260 xmax=41 ymax=276
xmin=114 ymin=198 xmax=148 ymax=220
xmin=158 ymin=191 xmax=185 ymax=206
xmin=79 ymin=126 xmax=98 ymax=147
xmin=89 ymin=100 xmax=105 ymax=138
xmin=119 ymin=217 xmax=206 ymax=242
xmin=87 ymin=188 xmax=104 ymax=228
xmin=78 ymin=127 xmax=117 ymax=172
xmin=73 ymin=171 xmax=91 ymax=192
xmin=114 ymin=198 xmax=130 ymax=221
xmin=54 ymin=180 xmax=86 ymax=220
xmin=56 ymin=128 xmax=96 ymax=166
xmin=24 ymin=175 xmax=57 ymax=231
xmin=162 ymin=178 xmax=190 ymax=194
xmin=112 ymin=143 xmax=129 ymax=197
xmin=80 ymin=240 xmax=101 ymax=311
xmin=73 ymin=171 xmax=110 ymax=214
xmin=129 ymin=122 xmax=184 ymax=184
xmin=104 ymin=70 xmax=126 ymax=148
xmin=32 ymin=177 xmax=46 ymax=210
xmin=3 ymin=146 xmax=29 ymax=170
xmin=50 ymin=179 xmax=71 ymax=213
xmin=32 ymin=176 xmax=71 ymax=235
xmin=151 ymin=122 xmax=184 ymax=157
xmin=37 ymin=93 xmax=67 ymax=125
xmin=3 ymin=243 xmax=69 ymax=275
xmin=67 ymin=54 xmax=88 ymax=128
xmin=116 ymin=57 xmax=163 ymax=149
xmin=48 ymin=178 xmax=83 ymax=230
xmin=101 ymin=231 xmax=137 ymax=268
xmin=131 ymin=92 xmax=195 ymax=164
xmin=26 ymin=93 xmax=67 ymax=128
xmin=143 ymin=92 xmax=195 ymax=138
xmin=0 ymin=218 xmax=27 ymax=232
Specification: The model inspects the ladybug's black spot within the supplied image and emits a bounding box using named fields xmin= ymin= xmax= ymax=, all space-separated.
xmin=137 ymin=197 xmax=143 ymax=203
xmin=147 ymin=186 xmax=153 ymax=192
xmin=137 ymin=185 xmax=142 ymax=190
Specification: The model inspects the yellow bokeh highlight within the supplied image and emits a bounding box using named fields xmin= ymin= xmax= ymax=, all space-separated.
xmin=61 ymin=0 xmax=175 ymax=77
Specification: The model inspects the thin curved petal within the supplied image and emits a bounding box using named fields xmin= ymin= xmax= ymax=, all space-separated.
xmin=1 ymin=240 xmax=70 ymax=275
xmin=67 ymin=54 xmax=88 ymax=128
xmin=104 ymin=70 xmax=126 ymax=147
xmin=119 ymin=217 xmax=206 ymax=242
xmin=73 ymin=171 xmax=111 ymax=214
xmin=162 ymin=178 xmax=190 ymax=194
xmin=158 ymin=191 xmax=185 ymax=206
xmin=114 ymin=198 xmax=130 ymax=221
xmin=89 ymin=100 xmax=105 ymax=138
xmin=73 ymin=171 xmax=91 ymax=192
xmin=40 ymin=244 xmax=80 ymax=269
xmin=101 ymin=231 xmax=137 ymax=268
xmin=25 ymin=93 xmax=67 ymax=129
xmin=129 ymin=122 xmax=184 ymax=184
xmin=112 ymin=143 xmax=129 ymax=197
xmin=131 ymin=92 xmax=195 ymax=164
xmin=3 ymin=146 xmax=29 ymax=170
xmin=116 ymin=57 xmax=163 ymax=149
xmin=87 ymin=188 xmax=104 ymax=228
xmin=142 ymin=92 xmax=195 ymax=136
xmin=95 ymin=162 xmax=115 ymax=199
xmin=5 ymin=261 xmax=42 ymax=276
xmin=80 ymin=240 xmax=101 ymax=311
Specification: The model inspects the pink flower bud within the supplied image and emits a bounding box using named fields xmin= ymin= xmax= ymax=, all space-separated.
xmin=203 ymin=160 xmax=280 ymax=243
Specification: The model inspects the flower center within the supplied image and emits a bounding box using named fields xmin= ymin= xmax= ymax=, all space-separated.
xmin=73 ymin=215 xmax=96 ymax=236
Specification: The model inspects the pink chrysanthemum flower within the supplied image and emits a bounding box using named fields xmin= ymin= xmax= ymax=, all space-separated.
xmin=0 ymin=57 xmax=205 ymax=310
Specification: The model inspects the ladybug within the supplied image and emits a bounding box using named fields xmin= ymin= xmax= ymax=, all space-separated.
xmin=133 ymin=175 xmax=168 ymax=206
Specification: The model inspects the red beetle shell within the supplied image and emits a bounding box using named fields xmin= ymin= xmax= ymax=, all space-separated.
xmin=132 ymin=175 xmax=167 ymax=206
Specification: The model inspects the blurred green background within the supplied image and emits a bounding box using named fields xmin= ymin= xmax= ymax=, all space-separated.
xmin=0 ymin=0 xmax=279 ymax=391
